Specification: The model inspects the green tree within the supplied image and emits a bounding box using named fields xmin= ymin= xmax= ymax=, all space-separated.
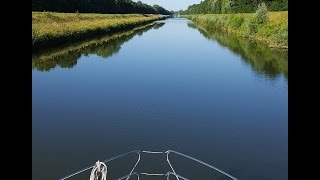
xmin=32 ymin=0 xmax=171 ymax=14
xmin=182 ymin=0 xmax=287 ymax=14
xmin=254 ymin=2 xmax=268 ymax=24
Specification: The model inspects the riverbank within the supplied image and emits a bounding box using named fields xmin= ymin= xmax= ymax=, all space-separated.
xmin=182 ymin=11 xmax=287 ymax=49
xmin=32 ymin=23 xmax=162 ymax=71
xmin=32 ymin=12 xmax=167 ymax=50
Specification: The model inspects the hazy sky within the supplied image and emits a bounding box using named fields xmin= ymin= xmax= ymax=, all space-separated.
xmin=132 ymin=0 xmax=202 ymax=11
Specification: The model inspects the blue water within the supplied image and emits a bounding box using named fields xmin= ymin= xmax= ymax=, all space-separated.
xmin=32 ymin=18 xmax=287 ymax=180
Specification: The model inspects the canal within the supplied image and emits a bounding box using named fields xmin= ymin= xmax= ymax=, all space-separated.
xmin=32 ymin=18 xmax=288 ymax=180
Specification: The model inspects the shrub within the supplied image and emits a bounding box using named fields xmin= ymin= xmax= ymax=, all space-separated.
xmin=246 ymin=2 xmax=268 ymax=35
xmin=254 ymin=2 xmax=268 ymax=24
xmin=247 ymin=18 xmax=258 ymax=35
xmin=230 ymin=15 xmax=244 ymax=28
xmin=221 ymin=0 xmax=231 ymax=14
xmin=210 ymin=0 xmax=222 ymax=14
xmin=273 ymin=23 xmax=288 ymax=46
xmin=32 ymin=27 xmax=40 ymax=45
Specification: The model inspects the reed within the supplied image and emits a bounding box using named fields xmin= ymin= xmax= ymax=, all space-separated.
xmin=182 ymin=11 xmax=288 ymax=48
xmin=32 ymin=12 xmax=164 ymax=49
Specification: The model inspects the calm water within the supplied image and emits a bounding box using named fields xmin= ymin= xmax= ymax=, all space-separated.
xmin=32 ymin=18 xmax=288 ymax=180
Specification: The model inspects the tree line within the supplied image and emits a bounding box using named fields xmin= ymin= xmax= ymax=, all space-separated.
xmin=32 ymin=0 xmax=172 ymax=15
xmin=181 ymin=0 xmax=287 ymax=14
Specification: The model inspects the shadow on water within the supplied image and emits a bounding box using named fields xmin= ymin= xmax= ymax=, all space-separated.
xmin=32 ymin=22 xmax=165 ymax=72
xmin=188 ymin=23 xmax=288 ymax=80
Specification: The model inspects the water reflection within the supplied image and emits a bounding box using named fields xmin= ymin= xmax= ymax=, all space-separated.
xmin=188 ymin=23 xmax=288 ymax=79
xmin=32 ymin=22 xmax=165 ymax=72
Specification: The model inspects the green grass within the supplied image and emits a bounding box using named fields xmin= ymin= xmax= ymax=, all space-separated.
xmin=182 ymin=11 xmax=288 ymax=48
xmin=32 ymin=12 xmax=164 ymax=49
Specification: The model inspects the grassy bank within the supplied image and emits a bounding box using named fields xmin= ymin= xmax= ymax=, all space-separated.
xmin=182 ymin=11 xmax=288 ymax=48
xmin=32 ymin=12 xmax=165 ymax=49
xmin=32 ymin=23 xmax=164 ymax=72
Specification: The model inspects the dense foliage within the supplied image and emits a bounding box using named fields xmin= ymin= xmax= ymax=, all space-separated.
xmin=183 ymin=11 xmax=288 ymax=48
xmin=32 ymin=0 xmax=171 ymax=15
xmin=182 ymin=0 xmax=287 ymax=14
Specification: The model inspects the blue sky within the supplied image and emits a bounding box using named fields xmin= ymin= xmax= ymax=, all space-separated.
xmin=132 ymin=0 xmax=202 ymax=11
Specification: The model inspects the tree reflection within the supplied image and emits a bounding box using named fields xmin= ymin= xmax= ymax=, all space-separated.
xmin=188 ymin=23 xmax=288 ymax=79
xmin=32 ymin=22 xmax=165 ymax=72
